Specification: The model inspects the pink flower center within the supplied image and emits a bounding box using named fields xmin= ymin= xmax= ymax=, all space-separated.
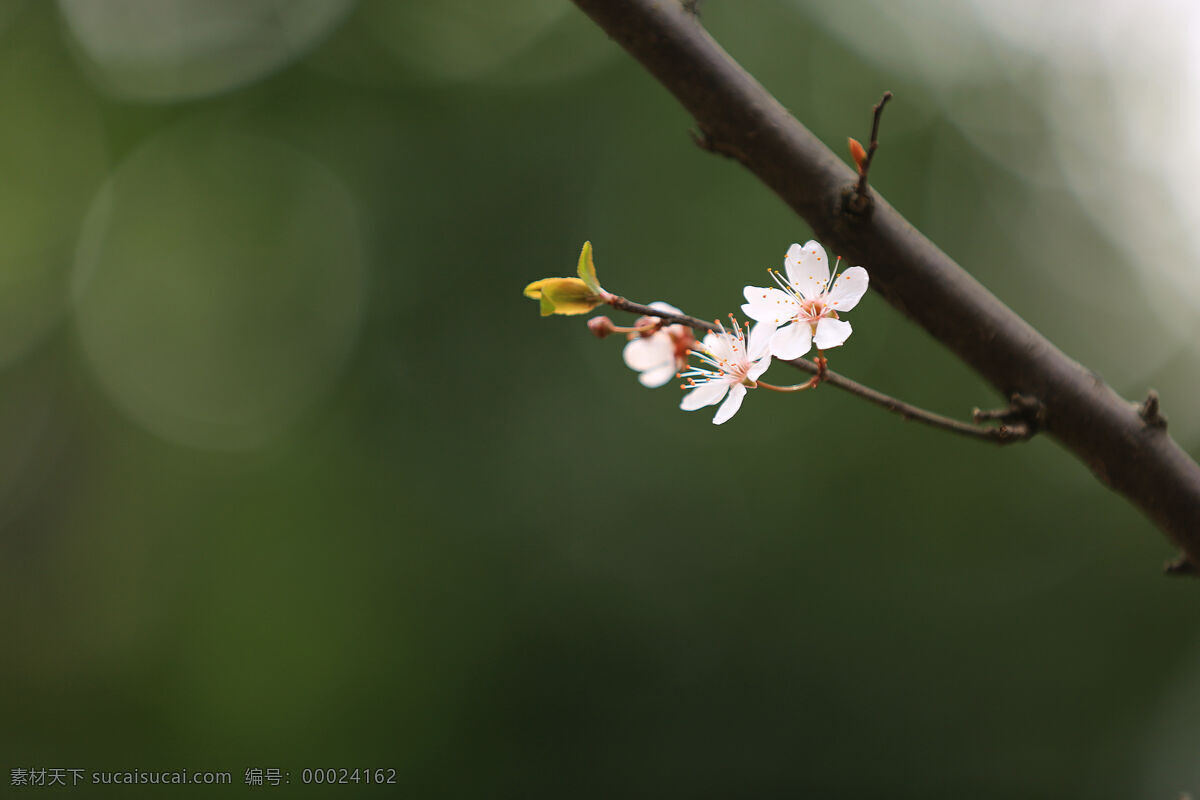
xmin=797 ymin=298 xmax=839 ymax=328
xmin=800 ymin=298 xmax=826 ymax=321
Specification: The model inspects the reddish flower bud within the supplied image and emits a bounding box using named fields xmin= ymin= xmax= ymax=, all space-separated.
xmin=587 ymin=315 xmax=617 ymax=338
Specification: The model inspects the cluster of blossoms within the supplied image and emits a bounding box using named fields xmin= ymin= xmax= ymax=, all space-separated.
xmin=526 ymin=240 xmax=869 ymax=424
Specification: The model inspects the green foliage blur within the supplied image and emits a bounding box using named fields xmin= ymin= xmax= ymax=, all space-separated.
xmin=2 ymin=1 xmax=1199 ymax=797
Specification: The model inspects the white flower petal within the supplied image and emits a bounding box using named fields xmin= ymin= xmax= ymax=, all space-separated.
xmin=770 ymin=323 xmax=812 ymax=360
xmin=742 ymin=285 xmax=797 ymax=325
xmin=680 ymin=380 xmax=728 ymax=411
xmin=701 ymin=331 xmax=734 ymax=364
xmin=825 ymin=266 xmax=869 ymax=312
xmin=623 ymin=335 xmax=672 ymax=371
xmin=663 ymin=324 xmax=692 ymax=349
xmin=747 ymin=320 xmax=774 ymax=360
xmin=638 ymin=363 xmax=677 ymax=388
xmin=785 ymin=240 xmax=829 ymax=300
xmin=783 ymin=243 xmax=805 ymax=284
xmin=712 ymin=384 xmax=746 ymax=424
xmin=747 ymin=354 xmax=772 ymax=382
xmin=813 ymin=317 xmax=853 ymax=349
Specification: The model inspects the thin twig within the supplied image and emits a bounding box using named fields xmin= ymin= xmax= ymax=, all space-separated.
xmin=607 ymin=295 xmax=1030 ymax=444
xmin=607 ymin=295 xmax=712 ymax=331
xmin=848 ymin=91 xmax=892 ymax=213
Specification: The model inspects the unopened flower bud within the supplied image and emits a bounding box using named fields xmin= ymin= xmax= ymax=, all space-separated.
xmin=587 ymin=316 xmax=616 ymax=338
xmin=848 ymin=137 xmax=867 ymax=173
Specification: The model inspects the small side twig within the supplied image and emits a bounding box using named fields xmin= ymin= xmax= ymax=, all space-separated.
xmin=845 ymin=91 xmax=893 ymax=216
xmin=973 ymin=393 xmax=1045 ymax=439
xmin=1139 ymin=389 xmax=1167 ymax=429
xmin=690 ymin=126 xmax=744 ymax=162
xmin=606 ymin=294 xmax=1033 ymax=445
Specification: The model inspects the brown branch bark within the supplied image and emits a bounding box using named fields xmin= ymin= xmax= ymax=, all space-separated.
xmin=571 ymin=0 xmax=1200 ymax=572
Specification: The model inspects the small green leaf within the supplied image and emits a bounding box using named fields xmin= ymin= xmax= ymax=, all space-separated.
xmin=576 ymin=241 xmax=601 ymax=293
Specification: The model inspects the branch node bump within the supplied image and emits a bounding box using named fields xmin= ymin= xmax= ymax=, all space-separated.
xmin=972 ymin=393 xmax=1043 ymax=439
xmin=840 ymin=183 xmax=873 ymax=219
xmin=690 ymin=127 xmax=743 ymax=162
xmin=994 ymin=422 xmax=1032 ymax=442
xmin=1164 ymin=553 xmax=1197 ymax=577
xmin=1138 ymin=389 xmax=1167 ymax=429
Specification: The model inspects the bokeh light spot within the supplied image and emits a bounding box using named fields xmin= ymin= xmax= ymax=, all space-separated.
xmin=359 ymin=0 xmax=613 ymax=86
xmin=58 ymin=0 xmax=354 ymax=101
xmin=72 ymin=123 xmax=367 ymax=451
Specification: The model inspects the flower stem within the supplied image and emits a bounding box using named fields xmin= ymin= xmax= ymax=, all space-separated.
xmin=611 ymin=322 xmax=658 ymax=335
xmin=605 ymin=294 xmax=1034 ymax=445
xmin=757 ymin=379 xmax=818 ymax=393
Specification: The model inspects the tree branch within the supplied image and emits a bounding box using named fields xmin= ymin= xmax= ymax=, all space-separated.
xmin=571 ymin=0 xmax=1200 ymax=572
xmin=607 ymin=295 xmax=1031 ymax=444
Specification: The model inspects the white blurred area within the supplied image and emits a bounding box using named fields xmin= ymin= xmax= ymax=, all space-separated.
xmin=57 ymin=0 xmax=354 ymax=101
xmin=1140 ymin=637 xmax=1200 ymax=796
xmin=801 ymin=0 xmax=1200 ymax=443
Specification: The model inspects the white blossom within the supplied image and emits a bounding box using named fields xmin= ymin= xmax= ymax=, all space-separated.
xmin=621 ymin=302 xmax=696 ymax=388
xmin=741 ymin=241 xmax=868 ymax=360
xmin=678 ymin=317 xmax=773 ymax=425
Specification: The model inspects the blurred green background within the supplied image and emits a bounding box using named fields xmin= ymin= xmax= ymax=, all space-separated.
xmin=2 ymin=0 xmax=1200 ymax=796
